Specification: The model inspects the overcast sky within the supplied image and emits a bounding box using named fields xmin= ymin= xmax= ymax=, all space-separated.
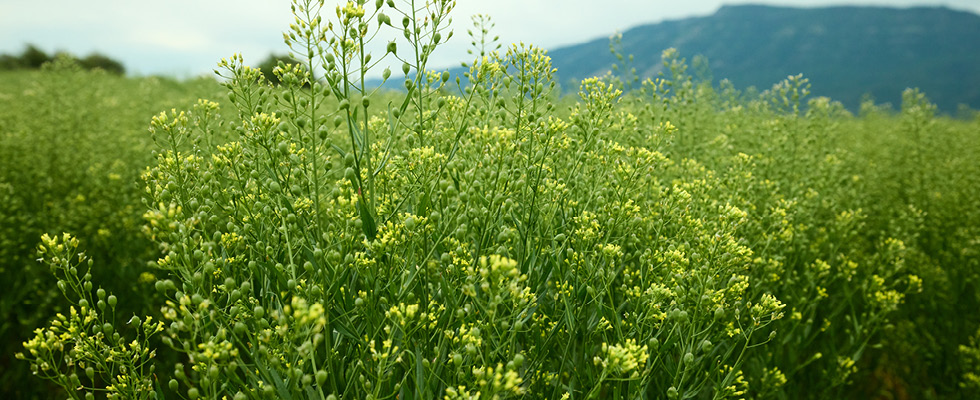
xmin=2 ymin=0 xmax=978 ymax=77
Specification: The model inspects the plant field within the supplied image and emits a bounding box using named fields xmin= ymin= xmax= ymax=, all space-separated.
xmin=3 ymin=1 xmax=980 ymax=399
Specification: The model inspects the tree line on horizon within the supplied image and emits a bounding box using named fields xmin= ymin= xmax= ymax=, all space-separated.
xmin=0 ymin=44 xmax=126 ymax=75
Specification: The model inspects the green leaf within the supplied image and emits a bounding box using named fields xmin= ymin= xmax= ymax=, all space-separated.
xmin=415 ymin=346 xmax=425 ymax=398
xmin=357 ymin=199 xmax=377 ymax=241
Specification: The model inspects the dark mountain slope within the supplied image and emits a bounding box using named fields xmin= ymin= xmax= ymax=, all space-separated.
xmin=545 ymin=5 xmax=980 ymax=112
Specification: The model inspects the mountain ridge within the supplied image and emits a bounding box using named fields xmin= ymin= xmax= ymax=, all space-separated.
xmin=542 ymin=4 xmax=980 ymax=112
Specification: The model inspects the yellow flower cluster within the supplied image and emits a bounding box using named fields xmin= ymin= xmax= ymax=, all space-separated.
xmin=595 ymin=339 xmax=649 ymax=376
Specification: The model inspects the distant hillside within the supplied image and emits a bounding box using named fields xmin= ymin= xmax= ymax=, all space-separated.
xmin=545 ymin=4 xmax=980 ymax=112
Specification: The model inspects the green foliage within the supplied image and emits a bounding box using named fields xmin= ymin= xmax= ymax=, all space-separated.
xmin=256 ymin=54 xmax=303 ymax=85
xmin=77 ymin=53 xmax=125 ymax=75
xmin=6 ymin=1 xmax=980 ymax=399
xmin=0 ymin=64 xmax=224 ymax=399
xmin=0 ymin=44 xmax=126 ymax=75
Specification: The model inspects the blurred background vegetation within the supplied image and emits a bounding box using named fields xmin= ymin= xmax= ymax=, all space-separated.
xmin=0 ymin=44 xmax=126 ymax=75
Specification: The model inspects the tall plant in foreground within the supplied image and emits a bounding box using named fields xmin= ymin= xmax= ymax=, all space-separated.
xmin=20 ymin=1 xmax=787 ymax=399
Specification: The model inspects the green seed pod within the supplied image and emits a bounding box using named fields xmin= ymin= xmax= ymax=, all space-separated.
xmin=345 ymin=167 xmax=357 ymax=182
xmin=254 ymin=306 xmax=265 ymax=319
xmin=683 ymin=352 xmax=695 ymax=364
xmin=513 ymin=353 xmax=525 ymax=367
xmin=107 ymin=295 xmax=117 ymax=308
xmin=234 ymin=392 xmax=247 ymax=400
xmin=362 ymin=96 xmax=370 ymax=108
xmin=316 ymin=370 xmax=328 ymax=384
xmin=339 ymin=99 xmax=350 ymax=110
xmin=402 ymin=62 xmax=410 ymax=75
xmin=169 ymin=379 xmax=178 ymax=391
xmin=187 ymin=388 xmax=199 ymax=400
xmin=328 ymin=250 xmax=341 ymax=264
xmin=433 ymin=32 xmax=442 ymax=44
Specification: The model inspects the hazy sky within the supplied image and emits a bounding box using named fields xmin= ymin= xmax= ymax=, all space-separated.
xmin=2 ymin=0 xmax=978 ymax=77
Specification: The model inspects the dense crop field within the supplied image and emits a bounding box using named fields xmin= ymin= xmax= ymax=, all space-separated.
xmin=0 ymin=58 xmax=230 ymax=398
xmin=3 ymin=1 xmax=980 ymax=399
